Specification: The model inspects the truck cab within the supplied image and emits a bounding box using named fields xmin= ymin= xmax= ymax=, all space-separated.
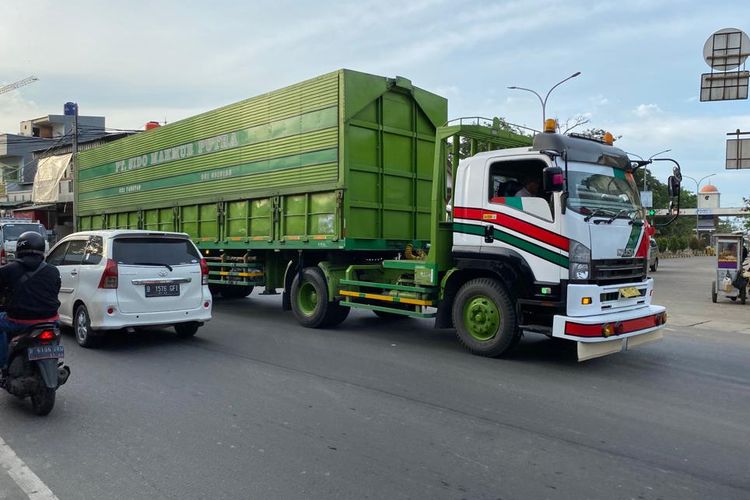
xmin=446 ymin=125 xmax=668 ymax=360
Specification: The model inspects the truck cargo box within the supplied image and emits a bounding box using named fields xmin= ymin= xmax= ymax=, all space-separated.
xmin=76 ymin=69 xmax=447 ymax=251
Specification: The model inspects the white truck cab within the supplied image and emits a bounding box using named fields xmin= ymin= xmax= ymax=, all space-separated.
xmin=450 ymin=128 xmax=668 ymax=360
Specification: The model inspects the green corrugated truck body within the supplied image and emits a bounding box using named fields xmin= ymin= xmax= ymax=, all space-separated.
xmin=76 ymin=69 xmax=447 ymax=251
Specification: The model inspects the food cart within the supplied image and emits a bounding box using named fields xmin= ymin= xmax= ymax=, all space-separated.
xmin=711 ymin=233 xmax=748 ymax=304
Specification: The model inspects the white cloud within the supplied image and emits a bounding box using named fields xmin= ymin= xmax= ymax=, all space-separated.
xmin=633 ymin=104 xmax=663 ymax=118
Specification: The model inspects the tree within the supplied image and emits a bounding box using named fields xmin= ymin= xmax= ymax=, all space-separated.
xmin=577 ymin=127 xmax=622 ymax=142
xmin=744 ymin=197 xmax=750 ymax=231
xmin=632 ymin=167 xmax=698 ymax=241
xmin=456 ymin=117 xmax=532 ymax=158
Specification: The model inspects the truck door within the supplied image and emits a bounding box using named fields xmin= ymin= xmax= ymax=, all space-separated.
xmin=477 ymin=157 xmax=567 ymax=283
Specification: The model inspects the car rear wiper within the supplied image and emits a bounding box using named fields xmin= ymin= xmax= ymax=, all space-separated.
xmin=131 ymin=262 xmax=173 ymax=272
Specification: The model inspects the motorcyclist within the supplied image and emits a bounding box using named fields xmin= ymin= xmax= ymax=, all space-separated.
xmin=0 ymin=231 xmax=61 ymax=368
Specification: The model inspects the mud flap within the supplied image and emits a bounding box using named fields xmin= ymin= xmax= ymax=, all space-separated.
xmin=577 ymin=339 xmax=624 ymax=362
xmin=35 ymin=359 xmax=58 ymax=389
xmin=577 ymin=330 xmax=664 ymax=361
xmin=625 ymin=330 xmax=663 ymax=349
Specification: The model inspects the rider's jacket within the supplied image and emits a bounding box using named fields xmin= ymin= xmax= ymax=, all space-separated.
xmin=0 ymin=255 xmax=61 ymax=320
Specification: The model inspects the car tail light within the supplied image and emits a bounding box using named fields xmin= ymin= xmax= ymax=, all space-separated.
xmin=37 ymin=330 xmax=56 ymax=343
xmin=200 ymin=258 xmax=209 ymax=285
xmin=0 ymin=248 xmax=5 ymax=265
xmin=98 ymin=259 xmax=119 ymax=289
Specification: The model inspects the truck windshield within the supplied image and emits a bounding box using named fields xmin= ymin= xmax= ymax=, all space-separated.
xmin=566 ymin=167 xmax=642 ymax=220
xmin=2 ymin=224 xmax=46 ymax=241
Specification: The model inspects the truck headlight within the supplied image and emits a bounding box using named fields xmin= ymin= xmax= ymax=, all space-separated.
xmin=569 ymin=240 xmax=591 ymax=282
xmin=571 ymin=263 xmax=590 ymax=280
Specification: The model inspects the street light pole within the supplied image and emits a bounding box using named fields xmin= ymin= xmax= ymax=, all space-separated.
xmin=508 ymin=72 xmax=581 ymax=127
xmin=683 ymin=173 xmax=717 ymax=241
xmin=644 ymin=149 xmax=672 ymax=192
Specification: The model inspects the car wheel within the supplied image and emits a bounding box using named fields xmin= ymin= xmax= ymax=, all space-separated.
xmin=175 ymin=322 xmax=200 ymax=338
xmin=74 ymin=305 xmax=98 ymax=348
xmin=452 ymin=278 xmax=520 ymax=357
xmin=711 ymin=282 xmax=718 ymax=303
xmin=650 ymin=258 xmax=658 ymax=272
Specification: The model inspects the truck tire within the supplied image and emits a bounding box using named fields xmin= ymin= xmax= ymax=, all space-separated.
xmin=219 ymin=285 xmax=254 ymax=299
xmin=291 ymin=267 xmax=347 ymax=328
xmin=323 ymin=302 xmax=350 ymax=327
xmin=711 ymin=282 xmax=717 ymax=303
xmin=452 ymin=278 xmax=520 ymax=357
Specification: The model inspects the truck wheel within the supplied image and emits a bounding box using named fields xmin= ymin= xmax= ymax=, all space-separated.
xmin=291 ymin=267 xmax=337 ymax=328
xmin=711 ymin=282 xmax=718 ymax=303
xmin=219 ymin=285 xmax=254 ymax=299
xmin=324 ymin=302 xmax=350 ymax=327
xmin=452 ymin=278 xmax=519 ymax=357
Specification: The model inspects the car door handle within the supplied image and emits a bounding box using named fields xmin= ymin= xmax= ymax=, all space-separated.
xmin=70 ymin=270 xmax=78 ymax=276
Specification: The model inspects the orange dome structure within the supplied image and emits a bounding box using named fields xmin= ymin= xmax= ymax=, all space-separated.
xmin=699 ymin=184 xmax=719 ymax=193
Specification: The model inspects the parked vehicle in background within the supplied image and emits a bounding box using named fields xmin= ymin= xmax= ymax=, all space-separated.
xmin=0 ymin=219 xmax=48 ymax=264
xmin=648 ymin=238 xmax=659 ymax=272
xmin=45 ymin=230 xmax=212 ymax=347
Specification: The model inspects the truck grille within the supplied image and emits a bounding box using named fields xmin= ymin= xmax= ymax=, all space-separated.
xmin=591 ymin=258 xmax=646 ymax=285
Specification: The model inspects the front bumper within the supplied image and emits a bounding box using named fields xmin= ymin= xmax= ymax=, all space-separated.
xmin=552 ymin=304 xmax=666 ymax=361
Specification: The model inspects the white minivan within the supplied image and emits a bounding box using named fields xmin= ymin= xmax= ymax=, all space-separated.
xmin=46 ymin=230 xmax=212 ymax=347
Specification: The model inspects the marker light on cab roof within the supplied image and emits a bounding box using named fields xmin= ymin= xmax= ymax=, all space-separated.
xmin=544 ymin=119 xmax=557 ymax=133
xmin=602 ymin=132 xmax=615 ymax=145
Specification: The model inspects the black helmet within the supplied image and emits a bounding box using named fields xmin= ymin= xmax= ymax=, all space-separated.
xmin=16 ymin=231 xmax=46 ymax=257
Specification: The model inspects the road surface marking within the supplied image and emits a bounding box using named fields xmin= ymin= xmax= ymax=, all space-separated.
xmin=0 ymin=434 xmax=58 ymax=500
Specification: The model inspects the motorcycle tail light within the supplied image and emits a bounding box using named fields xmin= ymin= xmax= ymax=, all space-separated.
xmin=38 ymin=330 xmax=56 ymax=342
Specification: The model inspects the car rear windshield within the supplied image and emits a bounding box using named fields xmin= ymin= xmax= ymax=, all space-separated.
xmin=3 ymin=224 xmax=45 ymax=241
xmin=112 ymin=238 xmax=200 ymax=266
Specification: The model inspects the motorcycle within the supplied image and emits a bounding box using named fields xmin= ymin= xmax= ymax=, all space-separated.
xmin=1 ymin=322 xmax=70 ymax=415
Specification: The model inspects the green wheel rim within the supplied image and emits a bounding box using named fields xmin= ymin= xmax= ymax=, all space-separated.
xmin=462 ymin=295 xmax=500 ymax=341
xmin=297 ymin=281 xmax=318 ymax=316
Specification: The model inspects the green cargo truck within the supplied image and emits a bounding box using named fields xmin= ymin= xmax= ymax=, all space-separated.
xmin=77 ymin=69 xmax=676 ymax=360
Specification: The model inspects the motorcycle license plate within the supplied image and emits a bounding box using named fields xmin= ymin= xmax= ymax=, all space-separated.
xmin=28 ymin=345 xmax=64 ymax=361
xmin=145 ymin=283 xmax=180 ymax=297
xmin=619 ymin=286 xmax=641 ymax=299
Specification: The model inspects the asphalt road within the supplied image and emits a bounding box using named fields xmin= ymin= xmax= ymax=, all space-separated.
xmin=1 ymin=257 xmax=749 ymax=500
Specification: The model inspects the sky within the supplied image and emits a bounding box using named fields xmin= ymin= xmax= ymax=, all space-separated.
xmin=1 ymin=0 xmax=748 ymax=206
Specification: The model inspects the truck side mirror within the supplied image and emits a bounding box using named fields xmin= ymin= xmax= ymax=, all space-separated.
xmin=667 ymin=175 xmax=680 ymax=198
xmin=543 ymin=166 xmax=564 ymax=192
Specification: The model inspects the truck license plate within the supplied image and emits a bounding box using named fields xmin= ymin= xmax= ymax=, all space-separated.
xmin=619 ymin=286 xmax=641 ymax=299
xmin=145 ymin=284 xmax=180 ymax=297
xmin=28 ymin=345 xmax=64 ymax=361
